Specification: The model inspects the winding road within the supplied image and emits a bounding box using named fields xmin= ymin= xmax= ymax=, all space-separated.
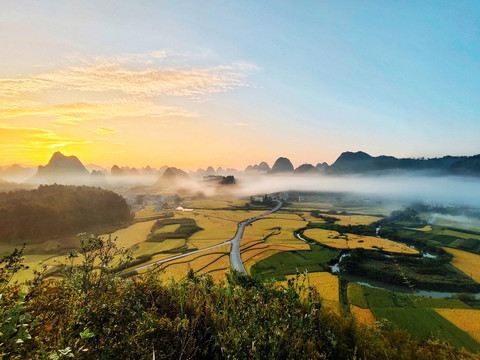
xmin=134 ymin=200 xmax=282 ymax=274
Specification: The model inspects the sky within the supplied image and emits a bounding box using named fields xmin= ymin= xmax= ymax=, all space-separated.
xmin=1 ymin=1 xmax=479 ymax=170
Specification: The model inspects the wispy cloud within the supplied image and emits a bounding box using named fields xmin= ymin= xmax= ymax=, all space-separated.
xmin=0 ymin=54 xmax=254 ymax=98
xmin=94 ymin=127 xmax=117 ymax=135
xmin=1 ymin=99 xmax=198 ymax=125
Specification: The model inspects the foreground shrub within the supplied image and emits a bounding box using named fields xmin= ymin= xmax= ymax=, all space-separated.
xmin=0 ymin=235 xmax=478 ymax=359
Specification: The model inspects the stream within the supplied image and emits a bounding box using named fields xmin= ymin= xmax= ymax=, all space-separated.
xmin=299 ymin=229 xmax=478 ymax=299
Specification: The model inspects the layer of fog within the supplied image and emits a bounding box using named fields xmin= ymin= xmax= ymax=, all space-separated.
xmin=232 ymin=174 xmax=480 ymax=208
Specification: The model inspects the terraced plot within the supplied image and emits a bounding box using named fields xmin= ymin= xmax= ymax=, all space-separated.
xmin=301 ymin=212 xmax=382 ymax=225
xmin=282 ymin=272 xmax=341 ymax=314
xmin=360 ymin=286 xmax=480 ymax=352
xmin=239 ymin=215 xmax=311 ymax=274
xmin=154 ymin=244 xmax=231 ymax=282
xmin=347 ymin=283 xmax=369 ymax=309
xmin=250 ymin=243 xmax=339 ymax=280
xmin=443 ymin=247 xmax=480 ymax=282
xmin=303 ymin=228 xmax=418 ymax=254
xmin=350 ymin=306 xmax=376 ymax=327
xmin=101 ymin=220 xmax=157 ymax=249
xmin=174 ymin=211 xmax=238 ymax=248
xmin=435 ymin=309 xmax=480 ymax=344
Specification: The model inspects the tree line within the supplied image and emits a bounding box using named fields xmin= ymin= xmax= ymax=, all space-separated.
xmin=0 ymin=185 xmax=132 ymax=242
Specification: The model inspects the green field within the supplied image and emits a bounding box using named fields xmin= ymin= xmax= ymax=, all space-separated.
xmin=347 ymin=285 xmax=480 ymax=352
xmin=372 ymin=306 xmax=480 ymax=351
xmin=250 ymin=243 xmax=340 ymax=280
xmin=347 ymin=283 xmax=369 ymax=308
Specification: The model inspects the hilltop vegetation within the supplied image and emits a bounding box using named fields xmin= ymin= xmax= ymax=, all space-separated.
xmin=0 ymin=185 xmax=132 ymax=243
xmin=1 ymin=237 xmax=479 ymax=360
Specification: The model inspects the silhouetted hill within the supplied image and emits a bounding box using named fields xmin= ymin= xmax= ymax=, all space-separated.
xmin=294 ymin=164 xmax=318 ymax=174
xmin=245 ymin=161 xmax=271 ymax=173
xmin=162 ymin=167 xmax=189 ymax=180
xmin=0 ymin=164 xmax=36 ymax=182
xmin=328 ymin=151 xmax=476 ymax=175
xmin=450 ymin=154 xmax=480 ymax=175
xmin=271 ymin=157 xmax=294 ymax=173
xmin=154 ymin=167 xmax=191 ymax=187
xmin=30 ymin=152 xmax=90 ymax=184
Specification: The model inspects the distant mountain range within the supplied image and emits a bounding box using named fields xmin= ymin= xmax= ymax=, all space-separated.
xmin=2 ymin=150 xmax=480 ymax=188
xmin=243 ymin=152 xmax=480 ymax=176
xmin=327 ymin=151 xmax=480 ymax=175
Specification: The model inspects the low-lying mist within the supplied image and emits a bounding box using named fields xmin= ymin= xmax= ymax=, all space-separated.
xmin=167 ymin=174 xmax=480 ymax=209
xmin=233 ymin=174 xmax=480 ymax=206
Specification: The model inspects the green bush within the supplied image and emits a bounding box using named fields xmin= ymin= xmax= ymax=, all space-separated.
xmin=0 ymin=236 xmax=479 ymax=359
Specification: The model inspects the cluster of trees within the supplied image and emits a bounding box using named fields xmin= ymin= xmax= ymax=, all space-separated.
xmin=1 ymin=237 xmax=478 ymax=359
xmin=341 ymin=248 xmax=480 ymax=293
xmin=0 ymin=185 xmax=132 ymax=242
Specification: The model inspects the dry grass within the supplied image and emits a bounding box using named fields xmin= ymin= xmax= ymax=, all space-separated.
xmin=303 ymin=228 xmax=418 ymax=254
xmin=434 ymin=309 xmax=480 ymax=343
xmin=350 ymin=305 xmax=376 ymax=327
xmin=443 ymin=247 xmax=480 ymax=282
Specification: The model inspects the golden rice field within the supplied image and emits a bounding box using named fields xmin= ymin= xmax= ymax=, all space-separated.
xmin=300 ymin=212 xmax=382 ymax=226
xmin=443 ymin=247 xmax=480 ymax=282
xmin=408 ymin=225 xmax=432 ymax=232
xmin=183 ymin=199 xmax=247 ymax=209
xmin=284 ymin=202 xmax=332 ymax=210
xmin=153 ymin=224 xmax=181 ymax=234
xmin=239 ymin=215 xmax=310 ymax=273
xmin=322 ymin=300 xmax=342 ymax=315
xmin=439 ymin=230 xmax=480 ymax=241
xmin=303 ymin=228 xmax=419 ymax=254
xmin=133 ymin=238 xmax=187 ymax=256
xmin=175 ymin=211 xmax=238 ymax=248
xmin=280 ymin=272 xmax=341 ymax=315
xmin=241 ymin=243 xmax=310 ymax=264
xmin=350 ymin=305 xmax=376 ymax=327
xmin=241 ymin=216 xmax=309 ymax=246
xmin=200 ymin=209 xmax=266 ymax=222
xmin=434 ymin=309 xmax=480 ymax=343
xmin=134 ymin=206 xmax=169 ymax=220
xmin=156 ymin=244 xmax=231 ymax=282
xmin=100 ymin=220 xmax=157 ymax=249
xmin=284 ymin=272 xmax=339 ymax=302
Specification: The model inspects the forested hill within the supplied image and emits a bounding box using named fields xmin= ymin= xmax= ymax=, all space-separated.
xmin=0 ymin=185 xmax=132 ymax=242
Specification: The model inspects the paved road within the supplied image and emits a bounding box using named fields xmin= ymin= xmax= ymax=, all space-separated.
xmin=134 ymin=200 xmax=282 ymax=274
xmin=229 ymin=200 xmax=282 ymax=274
